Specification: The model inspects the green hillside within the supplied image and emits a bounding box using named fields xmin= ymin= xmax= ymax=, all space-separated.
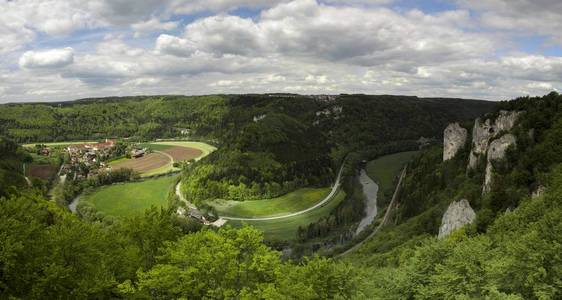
xmin=342 ymin=92 xmax=562 ymax=299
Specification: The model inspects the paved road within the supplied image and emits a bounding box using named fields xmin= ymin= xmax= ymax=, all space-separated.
xmin=220 ymin=162 xmax=346 ymax=221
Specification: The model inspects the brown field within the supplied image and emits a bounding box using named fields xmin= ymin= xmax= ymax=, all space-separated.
xmin=111 ymin=152 xmax=170 ymax=173
xmin=163 ymin=146 xmax=203 ymax=161
xmin=27 ymin=164 xmax=58 ymax=181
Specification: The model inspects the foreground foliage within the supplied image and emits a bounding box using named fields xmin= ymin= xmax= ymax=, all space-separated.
xmin=0 ymin=192 xmax=360 ymax=299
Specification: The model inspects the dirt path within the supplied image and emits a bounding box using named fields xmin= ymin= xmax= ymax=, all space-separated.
xmin=336 ymin=166 xmax=407 ymax=258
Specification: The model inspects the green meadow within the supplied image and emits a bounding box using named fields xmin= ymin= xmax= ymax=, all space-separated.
xmin=83 ymin=175 xmax=177 ymax=218
xmin=207 ymin=187 xmax=330 ymax=218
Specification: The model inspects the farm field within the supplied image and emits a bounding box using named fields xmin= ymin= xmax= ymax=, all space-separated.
xmin=110 ymin=141 xmax=215 ymax=176
xmin=151 ymin=141 xmax=216 ymax=160
xmin=227 ymin=190 xmax=346 ymax=241
xmin=366 ymin=150 xmax=419 ymax=201
xmin=26 ymin=164 xmax=58 ymax=181
xmin=83 ymin=175 xmax=178 ymax=218
xmin=110 ymin=152 xmax=171 ymax=175
xmin=207 ymin=188 xmax=330 ymax=218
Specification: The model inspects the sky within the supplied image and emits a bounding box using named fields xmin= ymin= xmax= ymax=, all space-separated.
xmin=1 ymin=0 xmax=561 ymax=103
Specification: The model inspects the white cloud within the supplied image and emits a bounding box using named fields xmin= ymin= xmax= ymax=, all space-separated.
xmin=457 ymin=0 xmax=562 ymax=45
xmin=19 ymin=47 xmax=75 ymax=69
xmin=160 ymin=0 xmax=493 ymax=69
xmin=169 ymin=0 xmax=287 ymax=15
xmin=155 ymin=34 xmax=196 ymax=57
xmin=1 ymin=0 xmax=561 ymax=103
xmin=132 ymin=18 xmax=178 ymax=37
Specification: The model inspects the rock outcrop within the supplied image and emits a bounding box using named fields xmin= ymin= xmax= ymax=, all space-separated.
xmin=467 ymin=110 xmax=521 ymax=170
xmin=483 ymin=134 xmax=516 ymax=193
xmin=438 ymin=199 xmax=476 ymax=239
xmin=443 ymin=123 xmax=467 ymax=161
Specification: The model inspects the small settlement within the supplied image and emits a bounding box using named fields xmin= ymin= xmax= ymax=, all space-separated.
xmin=62 ymin=139 xmax=117 ymax=180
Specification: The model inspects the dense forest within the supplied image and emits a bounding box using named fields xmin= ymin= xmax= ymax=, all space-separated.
xmin=345 ymin=92 xmax=562 ymax=299
xmin=0 ymin=93 xmax=560 ymax=298
xmin=1 ymin=94 xmax=494 ymax=201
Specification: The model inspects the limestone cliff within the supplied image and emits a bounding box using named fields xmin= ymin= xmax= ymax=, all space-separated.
xmin=483 ymin=134 xmax=516 ymax=193
xmin=438 ymin=199 xmax=476 ymax=239
xmin=443 ymin=122 xmax=467 ymax=161
xmin=468 ymin=110 xmax=521 ymax=170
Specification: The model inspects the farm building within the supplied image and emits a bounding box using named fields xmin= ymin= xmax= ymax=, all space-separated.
xmin=131 ymin=149 xmax=145 ymax=158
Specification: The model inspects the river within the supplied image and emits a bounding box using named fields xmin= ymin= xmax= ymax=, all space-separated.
xmin=355 ymin=169 xmax=379 ymax=235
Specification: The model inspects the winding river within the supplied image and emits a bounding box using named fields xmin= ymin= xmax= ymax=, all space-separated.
xmin=355 ymin=169 xmax=379 ymax=235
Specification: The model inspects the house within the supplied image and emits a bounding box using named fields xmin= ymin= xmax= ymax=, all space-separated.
xmin=188 ymin=209 xmax=207 ymax=223
xmin=131 ymin=149 xmax=145 ymax=158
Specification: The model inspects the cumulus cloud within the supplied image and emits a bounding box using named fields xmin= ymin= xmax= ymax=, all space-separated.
xmin=457 ymin=0 xmax=562 ymax=45
xmin=132 ymin=18 xmax=178 ymax=37
xmin=1 ymin=0 xmax=561 ymax=103
xmin=19 ymin=47 xmax=75 ymax=69
xmin=158 ymin=0 xmax=493 ymax=69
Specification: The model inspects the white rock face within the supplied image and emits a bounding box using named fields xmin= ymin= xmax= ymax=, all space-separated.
xmin=483 ymin=134 xmax=516 ymax=193
xmin=443 ymin=123 xmax=467 ymax=161
xmin=438 ymin=199 xmax=476 ymax=239
xmin=467 ymin=111 xmax=520 ymax=170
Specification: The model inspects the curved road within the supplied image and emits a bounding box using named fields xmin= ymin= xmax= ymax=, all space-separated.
xmin=175 ymin=161 xmax=346 ymax=221
xmin=220 ymin=162 xmax=346 ymax=221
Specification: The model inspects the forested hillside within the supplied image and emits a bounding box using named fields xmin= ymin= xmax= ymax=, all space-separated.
xmin=0 ymin=94 xmax=494 ymax=202
xmin=0 ymin=138 xmax=31 ymax=197
xmin=345 ymin=92 xmax=562 ymax=299
xmin=0 ymin=193 xmax=361 ymax=299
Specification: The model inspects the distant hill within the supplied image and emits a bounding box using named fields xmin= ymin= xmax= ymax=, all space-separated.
xmin=0 ymin=94 xmax=496 ymax=201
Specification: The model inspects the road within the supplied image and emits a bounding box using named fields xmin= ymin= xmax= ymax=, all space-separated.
xmin=220 ymin=162 xmax=346 ymax=221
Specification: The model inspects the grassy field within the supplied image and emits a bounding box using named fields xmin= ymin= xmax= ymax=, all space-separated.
xmin=207 ymin=188 xmax=330 ymax=218
xmin=227 ymin=190 xmax=346 ymax=241
xmin=366 ymin=151 xmax=419 ymax=200
xmin=83 ymin=175 xmax=178 ymax=218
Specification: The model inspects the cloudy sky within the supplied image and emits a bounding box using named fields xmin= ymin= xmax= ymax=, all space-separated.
xmin=1 ymin=0 xmax=561 ymax=103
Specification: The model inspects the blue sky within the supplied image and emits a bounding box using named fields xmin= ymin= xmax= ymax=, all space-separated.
xmin=1 ymin=0 xmax=561 ymax=102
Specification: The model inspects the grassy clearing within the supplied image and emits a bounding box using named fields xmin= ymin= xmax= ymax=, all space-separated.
xmin=227 ymin=190 xmax=346 ymax=241
xmin=208 ymin=188 xmax=330 ymax=218
xmin=366 ymin=151 xmax=419 ymax=201
xmin=83 ymin=175 xmax=177 ymax=218
xmin=141 ymin=162 xmax=175 ymax=177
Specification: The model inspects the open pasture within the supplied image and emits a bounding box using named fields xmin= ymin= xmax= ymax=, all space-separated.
xmin=83 ymin=175 xmax=178 ymax=218
xmin=366 ymin=150 xmax=419 ymax=201
xmin=208 ymin=188 xmax=330 ymax=218
xmin=227 ymin=190 xmax=346 ymax=241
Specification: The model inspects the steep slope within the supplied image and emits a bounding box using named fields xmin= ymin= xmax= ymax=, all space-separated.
xmin=0 ymin=138 xmax=30 ymax=197
xmin=344 ymin=92 xmax=562 ymax=299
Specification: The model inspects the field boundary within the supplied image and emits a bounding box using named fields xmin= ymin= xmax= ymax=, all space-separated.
xmin=220 ymin=162 xmax=345 ymax=221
